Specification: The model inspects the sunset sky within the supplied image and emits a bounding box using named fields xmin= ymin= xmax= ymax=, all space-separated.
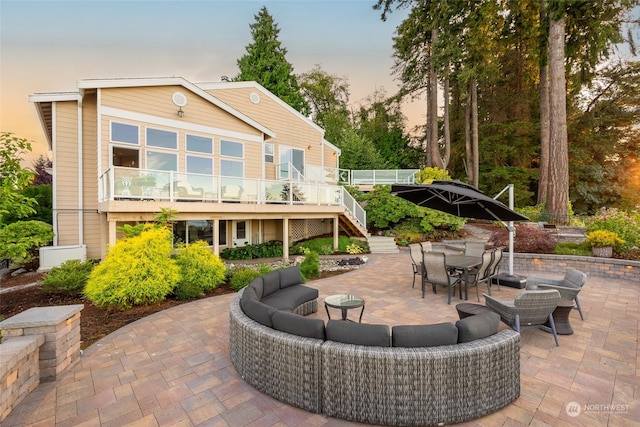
xmin=1 ymin=0 xmax=421 ymax=162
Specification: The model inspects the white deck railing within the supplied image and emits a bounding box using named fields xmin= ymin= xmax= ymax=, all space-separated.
xmin=99 ymin=167 xmax=366 ymax=229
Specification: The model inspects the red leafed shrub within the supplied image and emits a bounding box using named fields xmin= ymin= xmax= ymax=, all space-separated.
xmin=489 ymin=225 xmax=556 ymax=254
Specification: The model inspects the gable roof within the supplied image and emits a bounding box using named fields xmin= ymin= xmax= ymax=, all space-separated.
xmin=75 ymin=77 xmax=275 ymax=138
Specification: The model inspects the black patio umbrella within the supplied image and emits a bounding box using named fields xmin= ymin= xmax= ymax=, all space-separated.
xmin=390 ymin=180 xmax=529 ymax=222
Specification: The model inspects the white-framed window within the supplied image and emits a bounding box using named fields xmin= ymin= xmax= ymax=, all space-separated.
xmin=147 ymin=151 xmax=177 ymax=171
xmin=186 ymin=134 xmax=213 ymax=154
xmin=146 ymin=128 xmax=177 ymax=150
xmin=186 ymin=155 xmax=213 ymax=175
xmin=173 ymin=220 xmax=214 ymax=246
xmin=220 ymin=140 xmax=243 ymax=158
xmin=220 ymin=159 xmax=243 ymax=177
xmin=265 ymin=143 xmax=274 ymax=163
xmin=111 ymin=122 xmax=139 ymax=145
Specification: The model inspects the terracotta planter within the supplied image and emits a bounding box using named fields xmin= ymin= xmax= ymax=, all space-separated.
xmin=592 ymin=246 xmax=613 ymax=257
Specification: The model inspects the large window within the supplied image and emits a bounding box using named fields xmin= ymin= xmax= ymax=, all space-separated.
xmin=186 ymin=135 xmax=213 ymax=154
xmin=220 ymin=159 xmax=243 ymax=177
xmin=221 ymin=140 xmax=243 ymax=158
xmin=146 ymin=128 xmax=177 ymax=149
xmin=174 ymin=220 xmax=214 ymax=246
xmin=147 ymin=151 xmax=177 ymax=171
xmin=111 ymin=122 xmax=139 ymax=144
xmin=186 ymin=156 xmax=213 ymax=175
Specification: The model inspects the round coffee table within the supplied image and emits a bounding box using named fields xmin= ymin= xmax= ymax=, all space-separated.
xmin=456 ymin=302 xmax=493 ymax=319
xmin=324 ymin=294 xmax=365 ymax=322
xmin=544 ymin=299 xmax=574 ymax=335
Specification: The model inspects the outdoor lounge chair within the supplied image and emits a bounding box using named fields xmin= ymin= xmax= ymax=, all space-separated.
xmin=422 ymin=251 xmax=462 ymax=304
xmin=174 ymin=181 xmax=204 ymax=198
xmin=484 ymin=289 xmax=562 ymax=346
xmin=525 ymin=269 xmax=587 ymax=320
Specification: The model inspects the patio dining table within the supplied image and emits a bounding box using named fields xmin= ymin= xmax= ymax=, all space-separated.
xmin=445 ymin=254 xmax=482 ymax=300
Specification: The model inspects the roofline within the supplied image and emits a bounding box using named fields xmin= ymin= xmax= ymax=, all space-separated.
xmin=198 ymin=81 xmax=326 ymax=135
xmin=76 ymin=77 xmax=275 ymax=138
xmin=323 ymin=138 xmax=341 ymax=155
xmin=29 ymin=92 xmax=81 ymax=103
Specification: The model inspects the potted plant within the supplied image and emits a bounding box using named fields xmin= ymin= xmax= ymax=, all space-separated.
xmin=587 ymin=230 xmax=624 ymax=257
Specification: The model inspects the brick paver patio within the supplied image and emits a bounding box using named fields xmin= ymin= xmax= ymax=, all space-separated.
xmin=3 ymin=250 xmax=639 ymax=426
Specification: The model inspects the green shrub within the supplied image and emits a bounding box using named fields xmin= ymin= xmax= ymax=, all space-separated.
xmin=291 ymin=236 xmax=368 ymax=255
xmin=553 ymin=242 xmax=592 ymax=256
xmin=42 ymin=259 xmax=96 ymax=293
xmin=419 ymin=208 xmax=466 ymax=232
xmin=172 ymin=241 xmax=227 ymax=299
xmin=300 ymin=250 xmax=320 ymax=280
xmin=220 ymin=240 xmax=284 ymax=260
xmin=229 ymin=267 xmax=263 ymax=291
xmin=586 ymin=207 xmax=640 ymax=253
xmin=0 ymin=220 xmax=54 ymax=270
xmin=85 ymin=227 xmax=180 ymax=310
xmin=362 ymin=185 xmax=421 ymax=229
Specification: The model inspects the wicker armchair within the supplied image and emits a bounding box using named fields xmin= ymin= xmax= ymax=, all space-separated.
xmin=423 ymin=252 xmax=462 ymax=304
xmin=525 ymin=269 xmax=587 ymax=320
xmin=484 ymin=289 xmax=562 ymax=346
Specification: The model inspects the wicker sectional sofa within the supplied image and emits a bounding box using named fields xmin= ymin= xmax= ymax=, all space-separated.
xmin=229 ymin=266 xmax=521 ymax=426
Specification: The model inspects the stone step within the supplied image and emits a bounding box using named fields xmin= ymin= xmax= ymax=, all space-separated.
xmin=367 ymin=236 xmax=399 ymax=254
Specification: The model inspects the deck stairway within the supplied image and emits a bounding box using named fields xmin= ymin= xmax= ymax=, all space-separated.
xmin=367 ymin=236 xmax=399 ymax=254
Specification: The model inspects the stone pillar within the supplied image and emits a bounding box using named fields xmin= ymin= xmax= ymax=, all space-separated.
xmin=0 ymin=304 xmax=84 ymax=381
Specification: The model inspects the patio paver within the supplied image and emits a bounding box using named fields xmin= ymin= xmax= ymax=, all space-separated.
xmin=3 ymin=250 xmax=638 ymax=426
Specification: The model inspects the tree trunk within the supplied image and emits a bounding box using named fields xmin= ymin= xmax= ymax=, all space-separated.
xmin=429 ymin=29 xmax=443 ymax=169
xmin=425 ymin=63 xmax=433 ymax=167
xmin=537 ymin=0 xmax=550 ymax=206
xmin=547 ymin=16 xmax=569 ymax=224
xmin=538 ymin=63 xmax=550 ymax=205
xmin=443 ymin=75 xmax=451 ymax=168
xmin=471 ymin=78 xmax=479 ymax=188
xmin=465 ymin=84 xmax=472 ymax=182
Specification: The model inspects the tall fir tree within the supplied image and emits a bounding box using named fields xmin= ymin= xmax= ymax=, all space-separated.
xmin=235 ymin=6 xmax=310 ymax=115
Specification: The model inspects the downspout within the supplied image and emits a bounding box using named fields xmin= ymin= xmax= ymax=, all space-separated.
xmin=77 ymin=91 xmax=84 ymax=245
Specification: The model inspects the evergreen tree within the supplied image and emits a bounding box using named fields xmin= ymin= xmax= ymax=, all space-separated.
xmin=235 ymin=6 xmax=310 ymax=115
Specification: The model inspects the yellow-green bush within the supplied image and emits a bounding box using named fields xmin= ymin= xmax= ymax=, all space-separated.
xmin=229 ymin=267 xmax=263 ymax=291
xmin=173 ymin=241 xmax=226 ymax=299
xmin=85 ymin=227 xmax=179 ymax=310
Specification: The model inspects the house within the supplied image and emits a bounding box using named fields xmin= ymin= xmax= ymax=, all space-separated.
xmin=30 ymin=77 xmax=368 ymax=262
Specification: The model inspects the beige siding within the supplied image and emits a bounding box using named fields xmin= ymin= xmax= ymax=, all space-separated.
xmin=206 ymin=87 xmax=328 ymax=169
xmin=81 ymin=93 xmax=104 ymax=258
xmin=54 ymin=101 xmax=80 ymax=245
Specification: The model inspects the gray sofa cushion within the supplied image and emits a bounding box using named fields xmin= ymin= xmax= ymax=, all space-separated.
xmin=241 ymin=297 xmax=277 ymax=327
xmin=262 ymin=270 xmax=281 ymax=297
xmin=391 ymin=323 xmax=458 ymax=347
xmin=279 ymin=266 xmax=303 ymax=288
xmin=326 ymin=320 xmax=390 ymax=347
xmin=260 ymin=285 xmax=318 ymax=311
xmin=248 ymin=277 xmax=264 ymax=299
xmin=456 ymin=311 xmax=500 ymax=343
xmin=271 ymin=310 xmax=326 ymax=340
xmin=241 ymin=284 xmax=258 ymax=307
xmin=565 ymin=269 xmax=587 ymax=288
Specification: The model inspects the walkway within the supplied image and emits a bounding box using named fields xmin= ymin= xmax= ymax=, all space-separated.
xmin=4 ymin=251 xmax=639 ymax=426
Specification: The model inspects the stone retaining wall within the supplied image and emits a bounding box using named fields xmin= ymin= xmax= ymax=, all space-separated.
xmin=0 ymin=304 xmax=83 ymax=423
xmin=500 ymin=253 xmax=640 ymax=282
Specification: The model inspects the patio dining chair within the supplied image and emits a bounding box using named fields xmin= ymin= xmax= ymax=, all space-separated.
xmin=484 ymin=289 xmax=562 ymax=346
xmin=409 ymin=243 xmax=424 ymax=289
xmin=486 ymin=247 xmax=504 ymax=293
xmin=466 ymin=250 xmax=494 ymax=302
xmin=422 ymin=251 xmax=462 ymax=304
xmin=464 ymin=241 xmax=486 ymax=257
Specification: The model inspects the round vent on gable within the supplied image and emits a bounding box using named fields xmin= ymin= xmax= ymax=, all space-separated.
xmin=249 ymin=92 xmax=261 ymax=104
xmin=172 ymin=92 xmax=188 ymax=107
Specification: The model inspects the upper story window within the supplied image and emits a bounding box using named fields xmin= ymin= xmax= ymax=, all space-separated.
xmin=146 ymin=128 xmax=177 ymax=150
xmin=265 ymin=143 xmax=274 ymax=163
xmin=186 ymin=155 xmax=213 ymax=175
xmin=111 ymin=122 xmax=139 ymax=144
xmin=220 ymin=140 xmax=243 ymax=158
xmin=147 ymin=151 xmax=177 ymax=171
xmin=186 ymin=134 xmax=213 ymax=154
